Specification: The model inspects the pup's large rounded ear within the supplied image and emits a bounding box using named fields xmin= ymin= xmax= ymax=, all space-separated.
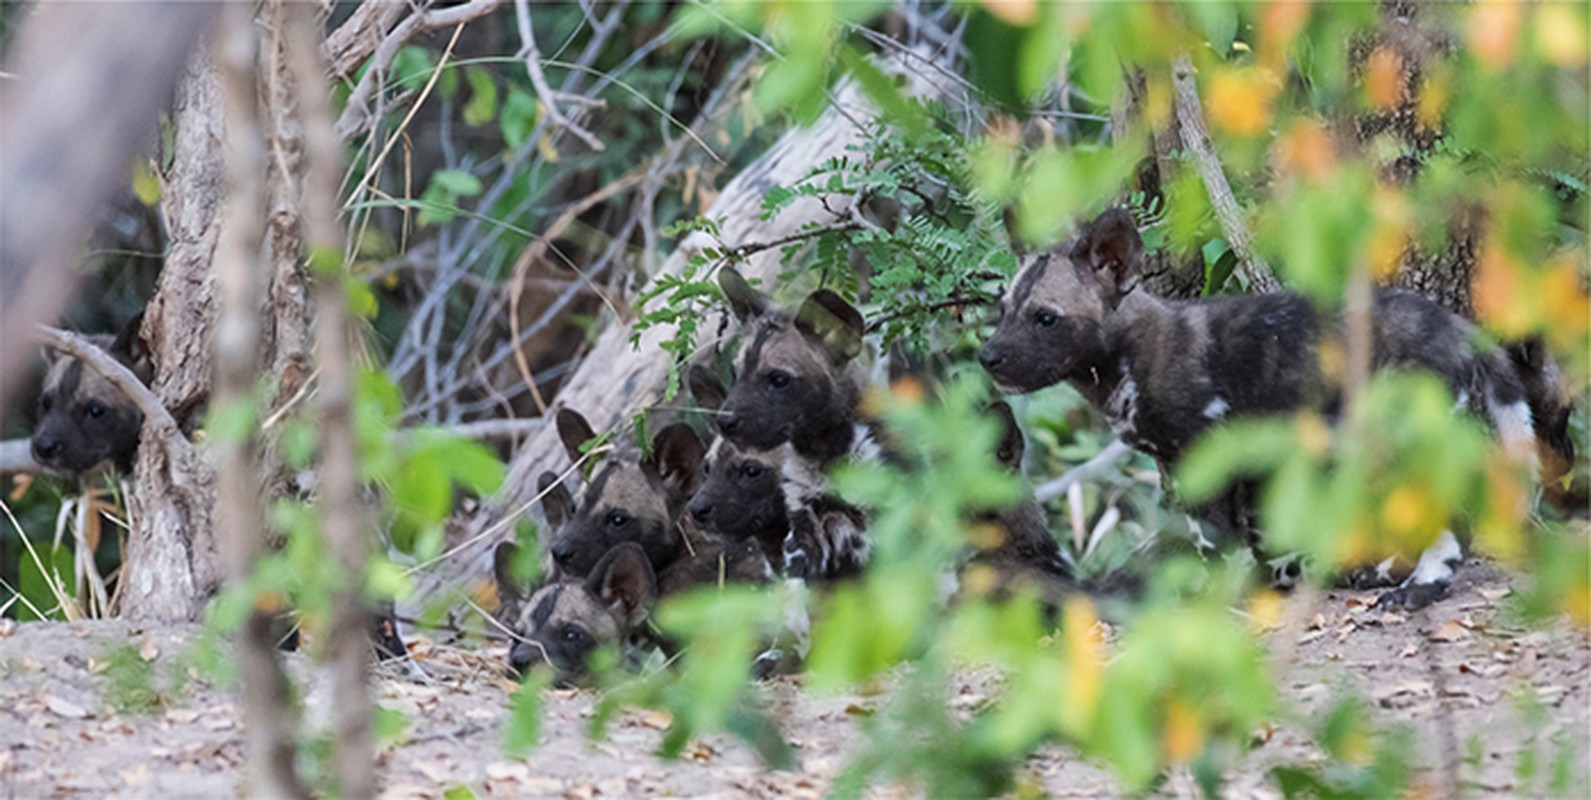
xmin=587 ymin=542 xmax=658 ymax=629
xmin=536 ymin=471 xmax=574 ymax=530
xmin=718 ymin=267 xmax=768 ymax=321
xmin=1071 ymin=208 xmax=1143 ymax=295
xmin=555 ymin=408 xmax=598 ymax=466
xmin=109 ymin=312 xmax=153 ymax=383
xmin=688 ymin=363 xmax=728 ymax=411
xmin=795 ymin=290 xmax=864 ymax=362
xmin=493 ymin=541 xmax=530 ymax=623
xmin=987 ymin=400 xmax=1024 ymax=471
xmin=648 ymin=422 xmax=706 ymax=499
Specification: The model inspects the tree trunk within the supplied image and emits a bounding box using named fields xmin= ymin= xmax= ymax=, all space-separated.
xmin=406 ymin=56 xmax=960 ymax=618
xmin=122 ymin=49 xmax=226 ymax=621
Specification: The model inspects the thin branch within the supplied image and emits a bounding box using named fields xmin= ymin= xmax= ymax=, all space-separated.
xmin=512 ymin=0 xmax=607 ymax=152
xmin=1170 ymin=53 xmax=1281 ymax=294
xmin=288 ymin=2 xmax=376 ymax=795
xmin=1034 ymin=439 xmax=1133 ymax=504
xmin=864 ymin=294 xmax=991 ymax=333
xmin=334 ymin=0 xmax=507 ymax=141
xmin=325 ymin=1 xmax=406 ymax=81
xmin=217 ymin=4 xmax=308 ymax=797
xmin=35 ymin=327 xmax=191 ymax=464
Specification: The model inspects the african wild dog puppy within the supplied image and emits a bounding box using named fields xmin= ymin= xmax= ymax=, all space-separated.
xmin=685 ymin=364 xmax=793 ymax=571
xmin=709 ymin=269 xmax=878 ymax=581
xmin=541 ymin=408 xmax=708 ymax=580
xmin=980 ymin=208 xmax=1542 ymax=608
xmin=494 ymin=540 xmax=657 ymax=683
xmin=539 ymin=407 xmax=770 ymax=589
xmin=31 ymin=314 xmax=152 ymax=475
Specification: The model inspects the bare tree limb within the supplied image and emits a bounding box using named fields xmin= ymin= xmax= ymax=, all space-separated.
xmin=334 ymin=0 xmax=508 ymax=141
xmin=1034 ymin=439 xmax=1133 ymax=504
xmin=512 ymin=0 xmax=607 ymax=153
xmin=1170 ymin=54 xmax=1281 ymax=294
xmin=325 ymin=1 xmax=407 ymax=80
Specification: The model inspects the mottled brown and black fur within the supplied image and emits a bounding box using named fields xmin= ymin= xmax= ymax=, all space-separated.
xmin=980 ymin=208 xmax=1542 ymax=606
xmin=32 ymin=315 xmax=152 ymax=475
xmin=494 ymin=541 xmax=657 ymax=683
xmin=542 ymin=408 xmax=707 ymax=580
xmin=980 ymin=209 xmax=1535 ymax=466
xmin=714 ymin=268 xmax=867 ymax=465
xmin=686 ymin=365 xmax=793 ymax=571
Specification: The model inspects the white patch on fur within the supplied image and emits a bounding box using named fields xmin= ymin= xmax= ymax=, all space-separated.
xmin=1375 ymin=555 xmax=1400 ymax=584
xmin=1404 ymin=530 xmax=1462 ymax=588
xmin=1105 ymin=362 xmax=1139 ymax=441
xmin=850 ymin=423 xmax=885 ymax=466
xmin=1453 ymin=389 xmax=1471 ymax=412
xmin=1489 ymin=399 xmax=1538 ymax=473
xmin=1202 ymin=396 xmax=1230 ymax=420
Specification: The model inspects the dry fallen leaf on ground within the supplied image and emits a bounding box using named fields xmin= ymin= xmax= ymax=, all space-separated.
xmin=45 ymin=694 xmax=89 ymax=719
xmin=1431 ymin=620 xmax=1468 ymax=642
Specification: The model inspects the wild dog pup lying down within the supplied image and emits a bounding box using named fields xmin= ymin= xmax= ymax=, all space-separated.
xmin=32 ymin=314 xmax=152 ymax=475
xmin=979 ymin=208 xmax=1544 ymax=607
xmin=494 ymin=541 xmax=657 ymax=682
xmin=708 ymin=268 xmax=878 ymax=581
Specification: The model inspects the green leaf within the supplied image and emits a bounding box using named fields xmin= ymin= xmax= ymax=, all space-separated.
xmin=463 ymin=66 xmax=498 ymax=126
xmin=503 ymin=670 xmax=547 ymax=756
xmin=500 ymin=88 xmax=538 ymax=149
xmin=391 ymin=45 xmax=435 ymax=89
xmin=431 ymin=169 xmax=483 ymax=197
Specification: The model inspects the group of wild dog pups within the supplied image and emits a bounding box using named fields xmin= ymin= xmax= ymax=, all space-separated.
xmin=29 ymin=208 xmax=1571 ymax=683
xmin=489 ymin=208 xmax=1576 ymax=684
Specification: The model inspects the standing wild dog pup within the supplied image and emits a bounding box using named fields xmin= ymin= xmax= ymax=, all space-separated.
xmin=494 ymin=541 xmax=657 ymax=683
xmin=980 ymin=208 xmax=1542 ymax=607
xmin=710 ymin=269 xmax=877 ymax=581
xmin=32 ymin=314 xmax=152 ymax=475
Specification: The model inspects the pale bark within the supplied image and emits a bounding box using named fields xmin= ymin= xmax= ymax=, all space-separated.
xmin=122 ymin=49 xmax=226 ymax=621
xmin=215 ymin=5 xmax=310 ymax=797
xmin=406 ymin=54 xmax=962 ymax=617
xmin=1170 ymin=54 xmax=1282 ymax=295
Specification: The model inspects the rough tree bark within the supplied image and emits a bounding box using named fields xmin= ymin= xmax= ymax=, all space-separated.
xmin=122 ymin=50 xmax=226 ymax=621
xmin=406 ymin=54 xmax=961 ymax=617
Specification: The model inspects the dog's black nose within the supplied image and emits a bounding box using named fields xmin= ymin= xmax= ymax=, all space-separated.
xmin=718 ymin=412 xmax=741 ymax=435
xmin=550 ymin=539 xmax=575 ymax=565
xmin=31 ymin=435 xmax=61 ymax=461
xmin=978 ymin=346 xmax=1005 ymax=370
xmin=509 ymin=641 xmax=546 ymax=678
xmin=689 ymin=498 xmax=713 ymax=523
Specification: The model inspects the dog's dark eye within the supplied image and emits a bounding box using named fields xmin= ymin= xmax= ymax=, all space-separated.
xmin=766 ymin=371 xmax=791 ymax=390
xmin=606 ymin=510 xmax=630 ymax=528
xmin=39 ymin=395 xmax=52 ymax=412
xmin=742 ymin=464 xmax=763 ymax=479
xmin=85 ymin=402 xmax=106 ymax=419
xmin=560 ymin=625 xmax=587 ymax=643
xmin=1033 ymin=310 xmax=1059 ymax=328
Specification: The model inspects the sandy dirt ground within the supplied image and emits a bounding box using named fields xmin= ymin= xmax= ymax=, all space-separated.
xmin=2 ymin=561 xmax=1587 ymax=799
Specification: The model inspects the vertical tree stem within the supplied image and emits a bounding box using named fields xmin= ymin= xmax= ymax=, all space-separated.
xmin=215 ymin=5 xmax=309 ymax=798
xmin=284 ymin=4 xmax=376 ymax=797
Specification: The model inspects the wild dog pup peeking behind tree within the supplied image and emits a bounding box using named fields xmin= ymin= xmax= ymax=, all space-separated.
xmin=980 ymin=208 xmax=1545 ymax=608
xmin=708 ymin=269 xmax=878 ymax=581
xmin=31 ymin=314 xmax=152 ymax=476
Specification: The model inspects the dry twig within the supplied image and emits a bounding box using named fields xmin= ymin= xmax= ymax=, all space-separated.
xmin=1170 ymin=54 xmax=1281 ymax=294
xmin=512 ymin=0 xmax=607 ymax=153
